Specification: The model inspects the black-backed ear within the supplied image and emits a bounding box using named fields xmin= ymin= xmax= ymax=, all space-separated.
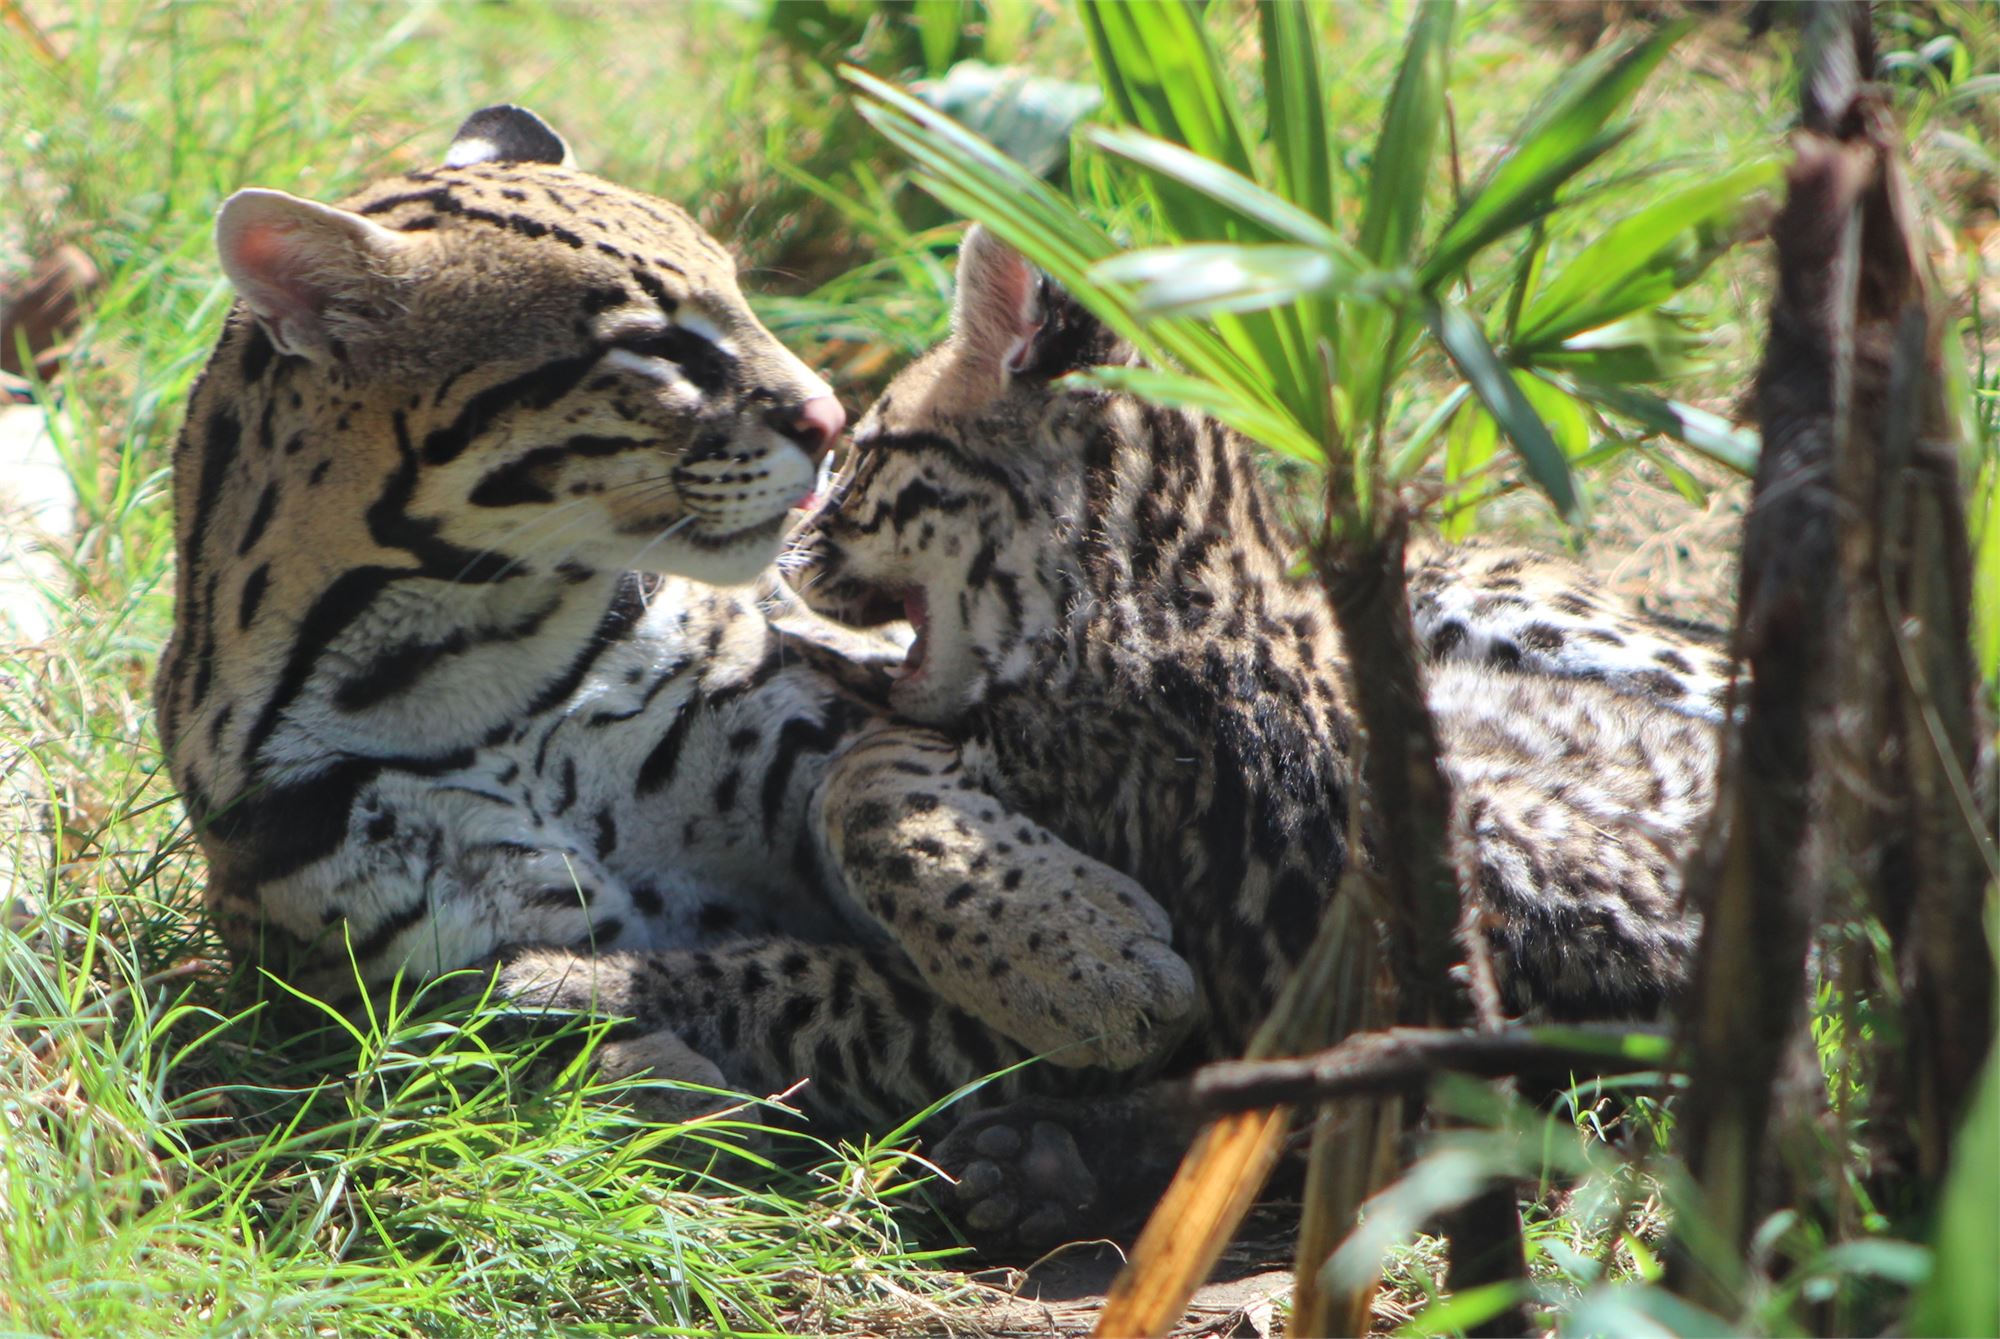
xmin=444 ymin=105 xmax=572 ymax=168
xmin=952 ymin=226 xmax=1120 ymax=385
xmin=215 ymin=189 xmax=417 ymax=363
xmin=952 ymin=225 xmax=1045 ymax=379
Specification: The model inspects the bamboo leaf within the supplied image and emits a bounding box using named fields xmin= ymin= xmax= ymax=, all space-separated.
xmin=1259 ymin=0 xmax=1340 ymax=423
xmin=1533 ymin=311 xmax=1711 ymax=384
xmin=1973 ymin=460 xmax=2000 ymax=682
xmin=1339 ymin=0 xmax=1453 ymax=481
xmin=1357 ymin=0 xmax=1454 ymax=271
xmin=1080 ymin=0 xmax=1261 ymax=254
xmin=1909 ymin=1032 xmax=2000 ymax=1337
xmin=1420 ymin=21 xmax=1689 ymax=287
xmin=1811 ymin=1240 xmax=1934 ymax=1288
xmin=1096 ymin=244 xmax=1338 ymax=317
xmin=1516 ymin=159 xmax=1780 ymax=348
xmin=1559 ymin=377 xmax=1761 ymax=475
xmin=1441 ymin=401 xmax=1498 ymax=540
xmin=1525 ymin=1024 xmax=1676 ymax=1065
xmin=1516 ymin=370 xmax=1593 ymax=461
xmin=1081 ymin=125 xmax=1364 ymax=442
xmin=1078 ymin=1 xmax=1323 ymax=431
xmin=1423 ymin=130 xmax=1630 ymax=288
xmin=1386 ymin=381 xmax=1471 ymax=480
xmin=1094 ymin=242 xmax=1402 ymax=318
xmin=848 ymin=68 xmax=1112 ymax=283
xmin=1081 ymin=0 xmax=1261 ymax=184
xmin=848 ymin=67 xmax=1279 ymax=421
xmin=1084 ymin=127 xmax=1362 ymax=257
xmin=1562 ymin=1284 xmax=1737 ymax=1339
xmin=1075 ymin=364 xmax=1326 ymax=463
xmin=1638 ymin=445 xmax=1712 ymax=506
xmin=1262 ymin=0 xmax=1336 ymax=231
xmin=911 ymin=0 xmax=964 ymax=76
xmin=1431 ymin=299 xmax=1580 ymax=522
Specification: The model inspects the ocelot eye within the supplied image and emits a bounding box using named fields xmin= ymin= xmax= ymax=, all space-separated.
xmin=613 ymin=326 xmax=735 ymax=395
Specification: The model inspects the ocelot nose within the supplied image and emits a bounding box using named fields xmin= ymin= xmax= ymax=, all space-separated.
xmin=770 ymin=395 xmax=845 ymax=462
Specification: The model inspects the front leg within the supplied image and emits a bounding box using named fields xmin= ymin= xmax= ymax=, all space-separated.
xmin=495 ymin=939 xmax=1036 ymax=1128
xmin=813 ymin=724 xmax=1198 ymax=1071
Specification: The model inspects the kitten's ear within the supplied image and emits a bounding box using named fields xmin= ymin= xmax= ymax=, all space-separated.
xmin=215 ymin=189 xmax=417 ymax=363
xmin=444 ymin=104 xmax=572 ymax=168
xmin=951 ymin=225 xmax=1044 ymax=379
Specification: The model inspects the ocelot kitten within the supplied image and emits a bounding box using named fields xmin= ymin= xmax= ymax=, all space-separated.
xmin=155 ymin=110 xmax=1203 ymax=1128
xmin=789 ymin=228 xmax=1724 ymax=1241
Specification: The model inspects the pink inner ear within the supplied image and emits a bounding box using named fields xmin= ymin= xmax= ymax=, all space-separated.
xmin=231 ymin=221 xmax=289 ymax=274
xmin=1003 ymin=321 xmax=1044 ymax=373
xmin=227 ymin=220 xmax=321 ymax=316
xmin=982 ymin=243 xmax=1037 ymax=332
xmin=956 ymin=229 xmax=1043 ymax=374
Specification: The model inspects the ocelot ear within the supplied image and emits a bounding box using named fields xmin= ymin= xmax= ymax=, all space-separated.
xmin=952 ymin=226 xmax=1116 ymax=386
xmin=214 ymin=189 xmax=418 ymax=364
xmin=444 ymin=105 xmax=572 ymax=168
xmin=952 ymin=225 xmax=1046 ymax=382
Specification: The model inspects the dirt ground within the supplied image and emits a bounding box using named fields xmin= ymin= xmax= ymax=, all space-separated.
xmin=906 ymin=1205 xmax=1304 ymax=1339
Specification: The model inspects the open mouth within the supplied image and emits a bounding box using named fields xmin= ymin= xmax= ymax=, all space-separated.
xmin=793 ymin=452 xmax=839 ymax=512
xmin=891 ymin=588 xmax=929 ymax=681
xmin=837 ymin=582 xmax=930 ymax=679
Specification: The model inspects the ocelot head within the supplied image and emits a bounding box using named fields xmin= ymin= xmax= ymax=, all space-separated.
xmin=208 ymin=104 xmax=843 ymax=587
xmin=790 ymin=226 xmax=1161 ymax=724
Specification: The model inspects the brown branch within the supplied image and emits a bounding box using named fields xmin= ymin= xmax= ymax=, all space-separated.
xmin=1676 ymin=4 xmax=1992 ymax=1303
xmin=1191 ymin=1024 xmax=1676 ymax=1115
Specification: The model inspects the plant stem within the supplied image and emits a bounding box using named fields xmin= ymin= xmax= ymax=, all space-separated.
xmin=1190 ymin=1024 xmax=1675 ymax=1113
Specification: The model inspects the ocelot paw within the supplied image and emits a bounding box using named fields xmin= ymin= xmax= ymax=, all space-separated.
xmin=1000 ymin=925 xmax=1199 ymax=1072
xmin=932 ymin=1090 xmax=1197 ymax=1255
xmin=936 ymin=1110 xmax=1105 ymax=1253
xmin=492 ymin=948 xmax=740 ymax=1125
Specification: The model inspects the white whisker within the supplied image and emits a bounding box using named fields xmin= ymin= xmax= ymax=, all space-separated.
xmin=622 ymin=513 xmax=697 ymax=573
xmin=447 ymin=497 xmax=596 ymax=585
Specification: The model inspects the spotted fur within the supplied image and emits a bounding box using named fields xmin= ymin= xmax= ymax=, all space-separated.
xmin=792 ymin=228 xmax=1722 ymax=1051
xmin=156 ymin=112 xmax=1198 ymax=1128
xmin=1408 ymin=541 xmax=1737 ymax=722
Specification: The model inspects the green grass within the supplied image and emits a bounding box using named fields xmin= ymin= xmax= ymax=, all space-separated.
xmin=2 ymin=2 xmax=1993 ymax=1335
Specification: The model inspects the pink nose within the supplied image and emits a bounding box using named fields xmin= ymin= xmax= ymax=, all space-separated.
xmin=776 ymin=395 xmax=845 ymax=461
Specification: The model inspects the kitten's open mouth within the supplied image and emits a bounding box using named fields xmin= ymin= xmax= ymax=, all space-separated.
xmin=889 ymin=589 xmax=928 ymax=681
xmin=817 ymin=578 xmax=928 ymax=678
